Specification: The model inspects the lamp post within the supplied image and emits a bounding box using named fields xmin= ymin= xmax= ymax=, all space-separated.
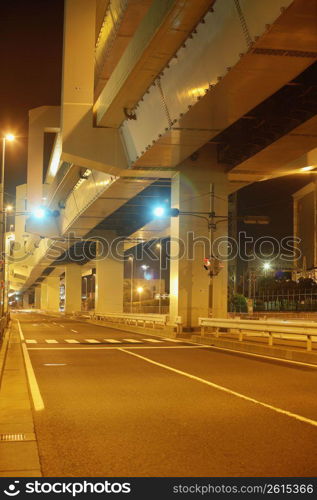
xmin=156 ymin=241 xmax=162 ymax=314
xmin=1 ymin=134 xmax=15 ymax=317
xmin=129 ymin=255 xmax=134 ymax=313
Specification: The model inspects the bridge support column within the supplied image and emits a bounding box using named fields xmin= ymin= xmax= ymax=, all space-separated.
xmin=95 ymin=238 xmax=123 ymax=314
xmin=34 ymin=286 xmax=41 ymax=309
xmin=46 ymin=277 xmax=60 ymax=313
xmin=40 ymin=282 xmax=48 ymax=311
xmin=64 ymin=264 xmax=82 ymax=314
xmin=23 ymin=293 xmax=30 ymax=309
xmin=169 ymin=145 xmax=229 ymax=331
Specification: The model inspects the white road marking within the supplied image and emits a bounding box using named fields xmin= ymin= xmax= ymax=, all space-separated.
xmin=17 ymin=321 xmax=44 ymax=412
xmin=32 ymin=324 xmax=39 ymax=327
xmin=44 ymin=364 xmax=66 ymax=366
xmin=123 ymin=339 xmax=142 ymax=343
xmin=45 ymin=340 xmax=58 ymax=344
xmin=71 ymin=329 xmax=78 ymax=333
xmin=60 ymin=325 xmax=65 ymax=328
xmin=65 ymin=339 xmax=80 ymax=344
xmin=85 ymin=339 xmax=100 ymax=343
xmin=162 ymin=338 xmax=182 ymax=343
xmin=27 ymin=346 xmax=207 ymax=350
xmin=17 ymin=320 xmax=25 ymax=340
xmin=120 ymin=349 xmax=317 ymax=428
xmin=142 ymin=338 xmax=162 ymax=343
xmin=104 ymin=339 xmax=122 ymax=343
xmin=25 ymin=339 xmax=37 ymax=344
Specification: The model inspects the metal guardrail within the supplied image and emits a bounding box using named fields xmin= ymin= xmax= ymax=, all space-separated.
xmin=78 ymin=312 xmax=169 ymax=329
xmin=199 ymin=317 xmax=317 ymax=351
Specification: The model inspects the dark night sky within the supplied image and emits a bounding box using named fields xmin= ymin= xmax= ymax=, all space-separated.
xmin=0 ymin=0 xmax=310 ymax=240
xmin=0 ymin=0 xmax=64 ymax=203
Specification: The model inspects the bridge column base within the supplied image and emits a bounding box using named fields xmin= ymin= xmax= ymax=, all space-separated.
xmin=64 ymin=264 xmax=82 ymax=314
xmin=169 ymin=145 xmax=229 ymax=331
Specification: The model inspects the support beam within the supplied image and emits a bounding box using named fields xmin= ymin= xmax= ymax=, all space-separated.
xmin=95 ymin=237 xmax=123 ymax=314
xmin=34 ymin=287 xmax=41 ymax=309
xmin=61 ymin=0 xmax=127 ymax=173
xmin=64 ymin=264 xmax=82 ymax=314
xmin=40 ymin=282 xmax=48 ymax=311
xmin=169 ymin=144 xmax=229 ymax=330
xmin=27 ymin=106 xmax=60 ymax=211
xmin=46 ymin=276 xmax=60 ymax=313
xmin=23 ymin=293 xmax=30 ymax=310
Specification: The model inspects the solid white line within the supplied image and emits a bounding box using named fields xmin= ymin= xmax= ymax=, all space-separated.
xmin=17 ymin=320 xmax=25 ymax=341
xmin=18 ymin=321 xmax=44 ymax=412
xmin=120 ymin=348 xmax=317 ymax=428
xmin=45 ymin=340 xmax=58 ymax=344
xmin=65 ymin=339 xmax=79 ymax=344
xmin=25 ymin=339 xmax=37 ymax=344
xmin=142 ymin=338 xmax=162 ymax=343
xmin=27 ymin=346 xmax=208 ymax=351
xmin=85 ymin=339 xmax=100 ymax=343
xmin=123 ymin=339 xmax=142 ymax=343
xmin=104 ymin=339 xmax=122 ymax=343
xmin=71 ymin=329 xmax=78 ymax=333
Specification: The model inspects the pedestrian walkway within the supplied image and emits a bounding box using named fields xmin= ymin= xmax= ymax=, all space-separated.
xmin=0 ymin=322 xmax=41 ymax=477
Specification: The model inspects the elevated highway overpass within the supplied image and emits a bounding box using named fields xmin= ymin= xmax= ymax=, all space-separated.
xmin=10 ymin=0 xmax=317 ymax=330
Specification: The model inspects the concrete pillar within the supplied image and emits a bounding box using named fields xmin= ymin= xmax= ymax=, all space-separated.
xmin=23 ymin=293 xmax=29 ymax=309
xmin=46 ymin=277 xmax=60 ymax=312
xmin=40 ymin=282 xmax=48 ymax=310
xmin=169 ymin=144 xmax=229 ymax=330
xmin=95 ymin=238 xmax=123 ymax=314
xmin=27 ymin=107 xmax=60 ymax=211
xmin=64 ymin=264 xmax=82 ymax=314
xmin=34 ymin=287 xmax=41 ymax=309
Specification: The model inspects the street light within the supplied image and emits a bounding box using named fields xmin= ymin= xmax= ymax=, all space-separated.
xmin=1 ymin=134 xmax=15 ymax=317
xmin=33 ymin=207 xmax=46 ymax=219
xmin=153 ymin=206 xmax=165 ymax=217
xmin=263 ymin=262 xmax=271 ymax=277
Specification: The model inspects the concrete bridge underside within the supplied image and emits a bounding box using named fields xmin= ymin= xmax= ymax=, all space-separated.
xmin=12 ymin=0 xmax=317 ymax=330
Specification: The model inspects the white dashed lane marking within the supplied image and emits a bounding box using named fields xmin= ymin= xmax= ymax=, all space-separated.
xmin=104 ymin=339 xmax=122 ymax=344
xmin=123 ymin=339 xmax=142 ymax=343
xmin=85 ymin=339 xmax=100 ymax=343
xmin=45 ymin=340 xmax=58 ymax=344
xmin=142 ymin=338 xmax=162 ymax=343
xmin=65 ymin=339 xmax=80 ymax=344
xmin=26 ymin=339 xmax=37 ymax=344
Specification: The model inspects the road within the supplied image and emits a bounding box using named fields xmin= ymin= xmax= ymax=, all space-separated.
xmin=14 ymin=311 xmax=317 ymax=477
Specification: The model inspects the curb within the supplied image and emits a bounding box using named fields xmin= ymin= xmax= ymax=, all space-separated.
xmin=0 ymin=322 xmax=11 ymax=387
xmin=192 ymin=335 xmax=317 ymax=365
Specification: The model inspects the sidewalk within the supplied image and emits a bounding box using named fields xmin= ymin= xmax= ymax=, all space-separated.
xmin=0 ymin=321 xmax=42 ymax=477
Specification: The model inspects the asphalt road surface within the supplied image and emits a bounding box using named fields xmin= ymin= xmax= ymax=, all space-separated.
xmin=14 ymin=312 xmax=317 ymax=477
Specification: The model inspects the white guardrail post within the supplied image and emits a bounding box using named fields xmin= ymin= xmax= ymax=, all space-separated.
xmin=198 ymin=317 xmax=317 ymax=352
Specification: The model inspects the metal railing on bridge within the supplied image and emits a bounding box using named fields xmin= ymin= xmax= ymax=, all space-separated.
xmin=76 ymin=311 xmax=169 ymax=330
xmin=198 ymin=317 xmax=317 ymax=352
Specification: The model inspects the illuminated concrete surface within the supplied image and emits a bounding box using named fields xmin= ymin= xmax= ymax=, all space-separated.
xmin=5 ymin=311 xmax=317 ymax=477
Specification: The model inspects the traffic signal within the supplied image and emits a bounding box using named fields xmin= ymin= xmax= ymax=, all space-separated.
xmin=203 ymin=256 xmax=224 ymax=276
